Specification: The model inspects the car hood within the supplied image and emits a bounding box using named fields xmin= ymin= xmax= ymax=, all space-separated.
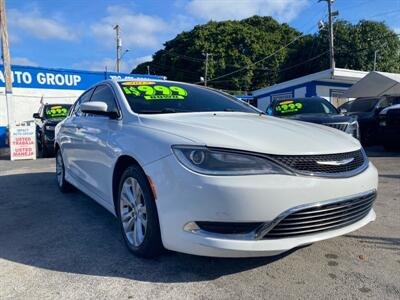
xmin=284 ymin=113 xmax=356 ymax=123
xmin=138 ymin=112 xmax=361 ymax=155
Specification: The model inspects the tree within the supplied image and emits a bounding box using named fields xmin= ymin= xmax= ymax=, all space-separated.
xmin=133 ymin=16 xmax=300 ymax=92
xmin=280 ymin=20 xmax=400 ymax=82
xmin=133 ymin=17 xmax=400 ymax=92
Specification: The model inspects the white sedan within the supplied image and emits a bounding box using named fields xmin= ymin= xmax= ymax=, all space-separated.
xmin=55 ymin=79 xmax=378 ymax=258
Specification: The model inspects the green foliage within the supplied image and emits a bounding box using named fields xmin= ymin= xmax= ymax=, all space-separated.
xmin=132 ymin=17 xmax=400 ymax=92
xmin=280 ymin=20 xmax=400 ymax=82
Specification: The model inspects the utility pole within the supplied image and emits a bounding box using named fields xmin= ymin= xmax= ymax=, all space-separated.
xmin=147 ymin=65 xmax=150 ymax=75
xmin=113 ymin=24 xmax=122 ymax=73
xmin=0 ymin=0 xmax=12 ymax=129
xmin=203 ymin=52 xmax=212 ymax=87
xmin=320 ymin=0 xmax=337 ymax=70
xmin=373 ymin=50 xmax=378 ymax=71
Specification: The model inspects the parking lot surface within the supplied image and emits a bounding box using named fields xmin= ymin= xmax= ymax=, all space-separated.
xmin=0 ymin=148 xmax=399 ymax=299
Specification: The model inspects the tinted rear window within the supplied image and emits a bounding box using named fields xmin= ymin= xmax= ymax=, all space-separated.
xmin=273 ymin=98 xmax=337 ymax=116
xmin=44 ymin=104 xmax=71 ymax=119
xmin=347 ymin=98 xmax=379 ymax=112
xmin=118 ymin=81 xmax=257 ymax=114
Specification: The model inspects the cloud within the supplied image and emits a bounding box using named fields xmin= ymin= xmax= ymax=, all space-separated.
xmin=12 ymin=57 xmax=38 ymax=67
xmin=9 ymin=8 xmax=77 ymax=41
xmin=394 ymin=27 xmax=400 ymax=34
xmin=91 ymin=6 xmax=171 ymax=50
xmin=186 ymin=0 xmax=308 ymax=23
xmin=73 ymin=55 xmax=153 ymax=73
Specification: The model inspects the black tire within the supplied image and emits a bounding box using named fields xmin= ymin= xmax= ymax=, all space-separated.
xmin=56 ymin=149 xmax=73 ymax=193
xmin=41 ymin=139 xmax=49 ymax=158
xmin=117 ymin=165 xmax=163 ymax=258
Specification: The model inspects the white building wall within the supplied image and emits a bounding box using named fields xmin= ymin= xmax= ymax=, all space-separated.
xmin=257 ymin=96 xmax=270 ymax=111
xmin=316 ymin=85 xmax=349 ymax=103
xmin=0 ymin=87 xmax=83 ymax=126
xmin=294 ymin=87 xmax=307 ymax=98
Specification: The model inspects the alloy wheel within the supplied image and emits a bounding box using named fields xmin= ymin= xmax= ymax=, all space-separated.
xmin=120 ymin=177 xmax=147 ymax=247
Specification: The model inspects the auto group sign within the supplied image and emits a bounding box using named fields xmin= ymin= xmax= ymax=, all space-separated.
xmin=10 ymin=121 xmax=36 ymax=160
xmin=0 ymin=64 xmax=165 ymax=91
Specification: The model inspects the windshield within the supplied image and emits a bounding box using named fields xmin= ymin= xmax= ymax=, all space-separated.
xmin=273 ymin=98 xmax=337 ymax=116
xmin=347 ymin=98 xmax=379 ymax=112
xmin=118 ymin=81 xmax=257 ymax=114
xmin=44 ymin=104 xmax=71 ymax=119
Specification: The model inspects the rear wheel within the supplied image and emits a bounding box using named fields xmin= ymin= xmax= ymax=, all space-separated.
xmin=56 ymin=149 xmax=73 ymax=193
xmin=40 ymin=138 xmax=50 ymax=158
xmin=117 ymin=165 xmax=163 ymax=258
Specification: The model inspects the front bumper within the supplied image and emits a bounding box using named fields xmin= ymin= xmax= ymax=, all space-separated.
xmin=144 ymin=155 xmax=378 ymax=257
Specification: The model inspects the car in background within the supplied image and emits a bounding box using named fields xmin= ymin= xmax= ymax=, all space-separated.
xmin=339 ymin=96 xmax=400 ymax=146
xmin=55 ymin=79 xmax=377 ymax=258
xmin=33 ymin=103 xmax=72 ymax=157
xmin=379 ymin=104 xmax=400 ymax=151
xmin=266 ymin=97 xmax=359 ymax=139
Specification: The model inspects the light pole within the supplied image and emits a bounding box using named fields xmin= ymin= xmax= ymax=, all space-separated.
xmin=203 ymin=52 xmax=212 ymax=87
xmin=113 ymin=24 xmax=122 ymax=72
xmin=319 ymin=0 xmax=338 ymax=70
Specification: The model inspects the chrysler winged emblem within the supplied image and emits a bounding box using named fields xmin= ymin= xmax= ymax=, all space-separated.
xmin=316 ymin=157 xmax=355 ymax=166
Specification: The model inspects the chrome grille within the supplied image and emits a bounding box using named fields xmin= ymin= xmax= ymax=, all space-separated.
xmin=267 ymin=149 xmax=366 ymax=176
xmin=262 ymin=191 xmax=376 ymax=239
xmin=323 ymin=122 xmax=348 ymax=132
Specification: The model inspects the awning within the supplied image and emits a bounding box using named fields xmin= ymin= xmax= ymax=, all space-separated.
xmin=342 ymin=71 xmax=400 ymax=98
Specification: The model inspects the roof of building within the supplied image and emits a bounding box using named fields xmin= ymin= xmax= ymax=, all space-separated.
xmin=343 ymin=71 xmax=400 ymax=98
xmin=252 ymin=68 xmax=368 ymax=96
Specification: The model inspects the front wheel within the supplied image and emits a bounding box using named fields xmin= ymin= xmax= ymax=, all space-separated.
xmin=117 ymin=165 xmax=163 ymax=258
xmin=56 ymin=149 xmax=73 ymax=193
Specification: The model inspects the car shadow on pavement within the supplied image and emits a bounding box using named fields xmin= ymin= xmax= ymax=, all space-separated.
xmin=0 ymin=172 xmax=300 ymax=283
xmin=365 ymin=146 xmax=400 ymax=158
xmin=344 ymin=234 xmax=400 ymax=251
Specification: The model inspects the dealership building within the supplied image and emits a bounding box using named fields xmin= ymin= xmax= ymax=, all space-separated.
xmin=0 ymin=64 xmax=163 ymax=148
xmin=252 ymin=68 xmax=369 ymax=111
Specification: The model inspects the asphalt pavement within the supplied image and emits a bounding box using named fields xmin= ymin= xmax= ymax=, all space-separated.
xmin=0 ymin=147 xmax=399 ymax=299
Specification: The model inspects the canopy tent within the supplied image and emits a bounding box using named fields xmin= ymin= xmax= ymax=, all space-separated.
xmin=342 ymin=71 xmax=400 ymax=98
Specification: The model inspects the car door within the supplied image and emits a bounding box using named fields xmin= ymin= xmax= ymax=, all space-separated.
xmin=61 ymin=88 xmax=94 ymax=179
xmin=75 ymin=84 xmax=121 ymax=205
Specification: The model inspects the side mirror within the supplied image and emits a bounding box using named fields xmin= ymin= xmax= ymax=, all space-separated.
xmin=339 ymin=108 xmax=347 ymax=114
xmin=33 ymin=113 xmax=41 ymax=119
xmin=81 ymin=101 xmax=119 ymax=119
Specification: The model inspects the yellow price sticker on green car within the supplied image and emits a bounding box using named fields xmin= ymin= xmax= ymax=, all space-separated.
xmin=275 ymin=102 xmax=303 ymax=113
xmin=122 ymin=84 xmax=188 ymax=101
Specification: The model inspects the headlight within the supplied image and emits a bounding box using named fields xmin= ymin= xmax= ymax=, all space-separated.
xmin=172 ymin=145 xmax=292 ymax=176
xmin=345 ymin=121 xmax=359 ymax=139
xmin=45 ymin=125 xmax=55 ymax=131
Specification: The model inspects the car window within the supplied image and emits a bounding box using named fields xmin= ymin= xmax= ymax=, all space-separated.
xmin=118 ymin=81 xmax=257 ymax=114
xmin=73 ymin=88 xmax=94 ymax=117
xmin=91 ymin=84 xmax=118 ymax=113
xmin=347 ymin=98 xmax=379 ymax=112
xmin=44 ymin=104 xmax=71 ymax=120
xmin=272 ymin=98 xmax=337 ymax=116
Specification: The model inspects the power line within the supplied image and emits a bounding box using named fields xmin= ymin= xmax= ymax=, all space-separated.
xmin=204 ymin=21 xmax=321 ymax=84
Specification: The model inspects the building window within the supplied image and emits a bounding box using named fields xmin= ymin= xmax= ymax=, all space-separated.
xmin=271 ymin=92 xmax=293 ymax=102
xmin=330 ymin=89 xmax=348 ymax=108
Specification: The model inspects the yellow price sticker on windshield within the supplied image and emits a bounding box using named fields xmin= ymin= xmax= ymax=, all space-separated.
xmin=122 ymin=85 xmax=188 ymax=101
xmin=122 ymin=81 xmax=156 ymax=86
xmin=275 ymin=102 xmax=303 ymax=113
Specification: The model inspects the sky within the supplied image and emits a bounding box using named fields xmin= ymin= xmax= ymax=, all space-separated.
xmin=7 ymin=0 xmax=400 ymax=74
